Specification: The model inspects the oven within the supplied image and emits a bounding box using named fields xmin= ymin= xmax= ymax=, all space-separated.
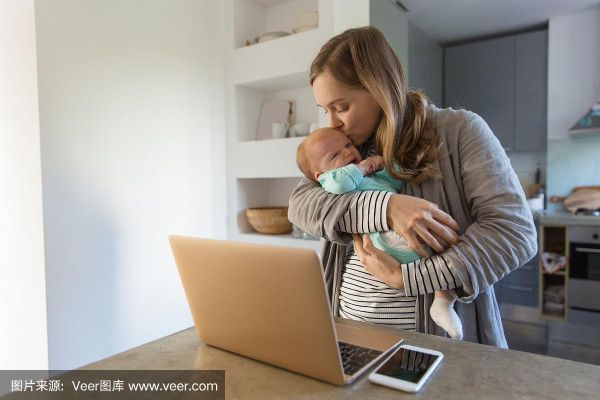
xmin=569 ymin=226 xmax=600 ymax=312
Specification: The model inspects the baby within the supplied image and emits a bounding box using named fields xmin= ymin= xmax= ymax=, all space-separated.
xmin=297 ymin=128 xmax=463 ymax=340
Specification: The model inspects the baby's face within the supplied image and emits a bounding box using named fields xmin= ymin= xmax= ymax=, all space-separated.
xmin=311 ymin=131 xmax=362 ymax=179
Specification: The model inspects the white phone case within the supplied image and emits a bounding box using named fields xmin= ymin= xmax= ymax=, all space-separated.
xmin=368 ymin=344 xmax=444 ymax=393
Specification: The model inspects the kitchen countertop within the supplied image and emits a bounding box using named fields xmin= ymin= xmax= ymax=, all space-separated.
xmin=82 ymin=318 xmax=600 ymax=399
xmin=537 ymin=210 xmax=600 ymax=227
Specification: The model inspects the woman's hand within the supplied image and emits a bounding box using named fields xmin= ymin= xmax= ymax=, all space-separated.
xmin=353 ymin=234 xmax=404 ymax=289
xmin=387 ymin=194 xmax=459 ymax=257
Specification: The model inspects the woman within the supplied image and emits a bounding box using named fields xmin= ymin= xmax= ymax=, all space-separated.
xmin=288 ymin=26 xmax=537 ymax=347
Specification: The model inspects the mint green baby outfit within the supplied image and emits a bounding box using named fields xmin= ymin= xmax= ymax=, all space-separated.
xmin=318 ymin=164 xmax=432 ymax=263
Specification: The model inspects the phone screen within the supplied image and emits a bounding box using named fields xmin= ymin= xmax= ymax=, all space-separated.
xmin=374 ymin=347 xmax=439 ymax=383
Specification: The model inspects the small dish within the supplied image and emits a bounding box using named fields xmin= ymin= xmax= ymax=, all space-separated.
xmin=256 ymin=31 xmax=291 ymax=43
xmin=292 ymin=24 xmax=318 ymax=34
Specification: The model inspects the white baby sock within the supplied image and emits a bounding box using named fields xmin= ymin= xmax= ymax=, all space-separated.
xmin=430 ymin=296 xmax=463 ymax=340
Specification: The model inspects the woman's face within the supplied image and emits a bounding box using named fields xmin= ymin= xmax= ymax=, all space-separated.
xmin=312 ymin=70 xmax=382 ymax=147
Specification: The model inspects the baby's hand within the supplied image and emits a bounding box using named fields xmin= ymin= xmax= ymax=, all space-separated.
xmin=357 ymin=156 xmax=384 ymax=176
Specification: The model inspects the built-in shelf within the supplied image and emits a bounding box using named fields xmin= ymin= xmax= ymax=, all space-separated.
xmin=233 ymin=0 xmax=320 ymax=49
xmin=543 ymin=271 xmax=566 ymax=276
xmin=234 ymin=83 xmax=320 ymax=142
xmin=539 ymin=225 xmax=569 ymax=320
xmin=227 ymin=1 xmax=322 ymax=250
xmin=232 ymin=137 xmax=305 ymax=178
xmin=541 ymin=311 xmax=567 ymax=320
xmin=236 ymin=71 xmax=310 ymax=92
xmin=226 ymin=0 xmax=334 ymax=250
xmin=232 ymin=29 xmax=327 ymax=86
xmin=235 ymin=177 xmax=302 ymax=237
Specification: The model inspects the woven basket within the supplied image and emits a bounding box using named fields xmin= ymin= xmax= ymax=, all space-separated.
xmin=245 ymin=207 xmax=292 ymax=234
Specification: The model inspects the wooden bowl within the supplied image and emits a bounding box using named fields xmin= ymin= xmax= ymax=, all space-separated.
xmin=245 ymin=207 xmax=292 ymax=234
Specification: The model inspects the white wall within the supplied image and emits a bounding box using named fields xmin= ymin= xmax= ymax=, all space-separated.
xmin=35 ymin=0 xmax=226 ymax=369
xmin=547 ymin=6 xmax=600 ymax=141
xmin=0 ymin=0 xmax=49 ymax=371
xmin=334 ymin=0 xmax=370 ymax=33
xmin=507 ymin=151 xmax=547 ymax=192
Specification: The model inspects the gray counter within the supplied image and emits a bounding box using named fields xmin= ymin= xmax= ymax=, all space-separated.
xmin=82 ymin=318 xmax=600 ymax=399
xmin=538 ymin=210 xmax=600 ymax=226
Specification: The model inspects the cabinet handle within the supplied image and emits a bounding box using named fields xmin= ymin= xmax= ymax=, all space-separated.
xmin=575 ymin=247 xmax=600 ymax=254
xmin=507 ymin=285 xmax=534 ymax=293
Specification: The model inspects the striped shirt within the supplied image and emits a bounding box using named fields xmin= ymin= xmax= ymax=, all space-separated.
xmin=339 ymin=252 xmax=417 ymax=330
xmin=336 ymin=137 xmax=461 ymax=328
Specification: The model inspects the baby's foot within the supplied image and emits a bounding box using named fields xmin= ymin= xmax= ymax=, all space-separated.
xmin=430 ymin=297 xmax=463 ymax=340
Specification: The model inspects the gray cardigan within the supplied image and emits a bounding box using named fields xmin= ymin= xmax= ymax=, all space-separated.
xmin=288 ymin=106 xmax=537 ymax=348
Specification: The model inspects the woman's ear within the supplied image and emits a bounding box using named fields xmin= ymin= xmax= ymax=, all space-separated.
xmin=314 ymin=171 xmax=322 ymax=181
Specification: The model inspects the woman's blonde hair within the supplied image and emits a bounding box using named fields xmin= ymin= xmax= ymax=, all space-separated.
xmin=309 ymin=26 xmax=439 ymax=183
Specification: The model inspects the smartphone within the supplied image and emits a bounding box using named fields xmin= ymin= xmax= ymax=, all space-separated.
xmin=368 ymin=344 xmax=443 ymax=393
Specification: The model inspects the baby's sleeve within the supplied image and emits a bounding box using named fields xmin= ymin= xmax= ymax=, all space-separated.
xmin=318 ymin=164 xmax=364 ymax=195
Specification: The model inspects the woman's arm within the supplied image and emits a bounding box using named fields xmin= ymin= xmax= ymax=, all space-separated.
xmin=400 ymin=112 xmax=537 ymax=301
xmin=290 ymin=174 xmax=459 ymax=248
xmin=288 ymin=178 xmax=393 ymax=244
xmin=353 ymin=234 xmax=462 ymax=294
xmin=355 ymin=112 xmax=536 ymax=299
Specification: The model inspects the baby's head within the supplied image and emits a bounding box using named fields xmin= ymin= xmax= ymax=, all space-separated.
xmin=297 ymin=128 xmax=362 ymax=181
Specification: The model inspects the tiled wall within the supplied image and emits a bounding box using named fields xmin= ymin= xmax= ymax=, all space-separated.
xmin=507 ymin=150 xmax=547 ymax=194
xmin=546 ymin=136 xmax=600 ymax=210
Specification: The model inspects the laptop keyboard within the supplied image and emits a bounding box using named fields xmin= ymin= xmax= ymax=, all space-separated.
xmin=338 ymin=341 xmax=382 ymax=376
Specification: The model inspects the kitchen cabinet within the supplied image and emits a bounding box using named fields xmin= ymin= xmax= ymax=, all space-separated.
xmin=515 ymin=30 xmax=548 ymax=151
xmin=496 ymin=221 xmax=540 ymax=308
xmin=445 ymin=36 xmax=515 ymax=149
xmin=497 ymin=221 xmax=571 ymax=318
xmin=498 ymin=259 xmax=539 ymax=307
xmin=444 ymin=30 xmax=547 ymax=152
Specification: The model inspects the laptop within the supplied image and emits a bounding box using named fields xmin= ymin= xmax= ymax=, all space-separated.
xmin=169 ymin=235 xmax=404 ymax=385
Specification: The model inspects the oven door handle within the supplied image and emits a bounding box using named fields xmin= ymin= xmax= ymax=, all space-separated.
xmin=574 ymin=247 xmax=600 ymax=254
